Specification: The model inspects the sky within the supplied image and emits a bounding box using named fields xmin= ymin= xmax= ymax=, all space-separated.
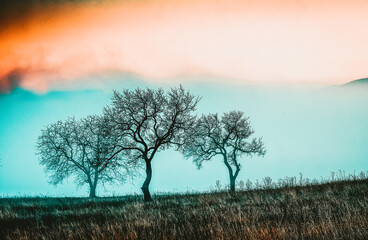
xmin=1 ymin=0 xmax=368 ymax=93
xmin=0 ymin=0 xmax=368 ymax=197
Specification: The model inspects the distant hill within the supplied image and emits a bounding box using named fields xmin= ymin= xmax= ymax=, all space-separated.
xmin=344 ymin=77 xmax=368 ymax=86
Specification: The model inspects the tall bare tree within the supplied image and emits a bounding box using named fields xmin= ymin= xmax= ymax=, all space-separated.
xmin=104 ymin=86 xmax=200 ymax=201
xmin=185 ymin=111 xmax=266 ymax=192
xmin=36 ymin=115 xmax=134 ymax=197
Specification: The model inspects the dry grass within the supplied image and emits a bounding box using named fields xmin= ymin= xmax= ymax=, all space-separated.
xmin=1 ymin=179 xmax=368 ymax=239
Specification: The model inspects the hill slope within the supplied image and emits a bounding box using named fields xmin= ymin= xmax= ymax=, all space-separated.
xmin=345 ymin=77 xmax=368 ymax=86
xmin=1 ymin=179 xmax=368 ymax=239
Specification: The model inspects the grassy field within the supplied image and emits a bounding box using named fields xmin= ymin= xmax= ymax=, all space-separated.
xmin=1 ymin=178 xmax=368 ymax=239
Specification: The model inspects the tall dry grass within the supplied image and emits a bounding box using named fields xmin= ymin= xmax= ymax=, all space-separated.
xmin=1 ymin=173 xmax=367 ymax=239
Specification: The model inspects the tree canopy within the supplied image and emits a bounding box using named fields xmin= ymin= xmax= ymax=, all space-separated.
xmin=104 ymin=86 xmax=200 ymax=201
xmin=185 ymin=111 xmax=266 ymax=192
xmin=36 ymin=115 xmax=135 ymax=197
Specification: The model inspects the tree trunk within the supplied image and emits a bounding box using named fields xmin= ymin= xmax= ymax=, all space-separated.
xmin=223 ymin=155 xmax=236 ymax=193
xmin=229 ymin=163 xmax=241 ymax=193
xmin=89 ymin=182 xmax=97 ymax=198
xmin=223 ymin=155 xmax=241 ymax=193
xmin=230 ymin=175 xmax=236 ymax=192
xmin=88 ymin=168 xmax=99 ymax=198
xmin=141 ymin=159 xmax=153 ymax=202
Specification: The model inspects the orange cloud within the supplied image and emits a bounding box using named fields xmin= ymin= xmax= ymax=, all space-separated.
xmin=1 ymin=0 xmax=368 ymax=92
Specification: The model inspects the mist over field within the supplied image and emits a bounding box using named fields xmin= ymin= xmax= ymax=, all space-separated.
xmin=0 ymin=75 xmax=367 ymax=197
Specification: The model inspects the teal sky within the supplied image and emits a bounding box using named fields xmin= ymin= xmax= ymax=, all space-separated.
xmin=0 ymin=76 xmax=367 ymax=197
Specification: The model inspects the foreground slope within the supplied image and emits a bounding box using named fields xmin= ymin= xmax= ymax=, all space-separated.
xmin=0 ymin=179 xmax=367 ymax=239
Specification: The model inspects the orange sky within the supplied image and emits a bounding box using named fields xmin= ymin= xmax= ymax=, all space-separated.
xmin=1 ymin=0 xmax=368 ymax=92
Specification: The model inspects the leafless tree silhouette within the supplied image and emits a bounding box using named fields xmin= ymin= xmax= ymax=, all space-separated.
xmin=104 ymin=86 xmax=200 ymax=201
xmin=185 ymin=111 xmax=266 ymax=192
xmin=36 ymin=115 xmax=135 ymax=197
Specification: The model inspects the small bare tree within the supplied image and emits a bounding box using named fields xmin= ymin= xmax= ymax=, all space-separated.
xmin=36 ymin=115 xmax=134 ymax=197
xmin=104 ymin=86 xmax=200 ymax=201
xmin=185 ymin=111 xmax=265 ymax=192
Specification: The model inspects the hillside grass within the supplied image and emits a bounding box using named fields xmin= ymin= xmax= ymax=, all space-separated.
xmin=1 ymin=178 xmax=368 ymax=239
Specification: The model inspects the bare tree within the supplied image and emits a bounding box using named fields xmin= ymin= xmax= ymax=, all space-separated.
xmin=185 ymin=111 xmax=266 ymax=192
xmin=104 ymin=86 xmax=200 ymax=201
xmin=36 ymin=115 xmax=134 ymax=197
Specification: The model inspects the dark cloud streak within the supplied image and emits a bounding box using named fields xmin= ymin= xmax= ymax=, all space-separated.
xmin=0 ymin=0 xmax=104 ymax=33
xmin=0 ymin=69 xmax=23 ymax=94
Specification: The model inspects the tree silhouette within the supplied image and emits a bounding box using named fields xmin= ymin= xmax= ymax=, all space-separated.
xmin=185 ymin=111 xmax=265 ymax=192
xmin=104 ymin=86 xmax=200 ymax=201
xmin=36 ymin=115 xmax=134 ymax=197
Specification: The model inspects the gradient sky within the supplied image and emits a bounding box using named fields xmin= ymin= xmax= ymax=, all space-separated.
xmin=1 ymin=0 xmax=368 ymax=93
